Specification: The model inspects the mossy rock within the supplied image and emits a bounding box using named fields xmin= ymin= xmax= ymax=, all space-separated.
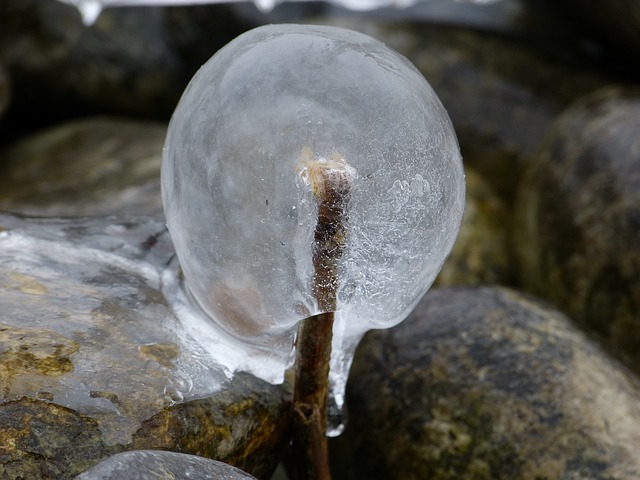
xmin=515 ymin=86 xmax=640 ymax=373
xmin=0 ymin=213 xmax=290 ymax=479
xmin=0 ymin=117 xmax=165 ymax=217
xmin=435 ymin=167 xmax=514 ymax=287
xmin=333 ymin=286 xmax=640 ymax=479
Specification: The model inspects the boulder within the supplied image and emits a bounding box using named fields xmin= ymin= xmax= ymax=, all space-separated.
xmin=334 ymin=286 xmax=640 ymax=479
xmin=0 ymin=117 xmax=165 ymax=217
xmin=515 ymin=86 xmax=640 ymax=373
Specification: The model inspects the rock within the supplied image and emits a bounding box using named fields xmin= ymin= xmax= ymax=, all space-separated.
xmin=0 ymin=64 xmax=8 ymax=121
xmin=0 ymin=0 xmax=250 ymax=124
xmin=515 ymin=86 xmax=640 ymax=373
xmin=75 ymin=450 xmax=257 ymax=479
xmin=0 ymin=213 xmax=290 ymax=479
xmin=0 ymin=117 xmax=165 ymax=217
xmin=553 ymin=0 xmax=640 ymax=64
xmin=333 ymin=286 xmax=640 ymax=479
xmin=322 ymin=18 xmax=609 ymax=200
xmin=435 ymin=167 xmax=514 ymax=287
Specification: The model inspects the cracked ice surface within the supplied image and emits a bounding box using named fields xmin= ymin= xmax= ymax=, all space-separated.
xmin=162 ymin=24 xmax=465 ymax=434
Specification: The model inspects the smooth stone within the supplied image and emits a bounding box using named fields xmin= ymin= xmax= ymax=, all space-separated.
xmin=75 ymin=450 xmax=256 ymax=479
xmin=321 ymin=18 xmax=609 ymax=200
xmin=435 ymin=167 xmax=514 ymax=287
xmin=0 ymin=213 xmax=290 ymax=479
xmin=333 ymin=286 xmax=640 ymax=479
xmin=0 ymin=117 xmax=164 ymax=217
xmin=0 ymin=0 xmax=249 ymax=123
xmin=515 ymin=86 xmax=640 ymax=373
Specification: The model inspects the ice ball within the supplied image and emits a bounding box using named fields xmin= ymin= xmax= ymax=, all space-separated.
xmin=162 ymin=24 xmax=464 ymax=373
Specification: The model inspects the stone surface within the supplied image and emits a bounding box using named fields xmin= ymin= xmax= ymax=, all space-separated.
xmin=515 ymin=86 xmax=640 ymax=373
xmin=553 ymin=0 xmax=640 ymax=63
xmin=0 ymin=213 xmax=290 ymax=479
xmin=322 ymin=18 xmax=609 ymax=200
xmin=0 ymin=117 xmax=165 ymax=217
xmin=75 ymin=450 xmax=256 ymax=479
xmin=333 ymin=286 xmax=640 ymax=479
xmin=0 ymin=64 xmax=8 ymax=121
xmin=0 ymin=0 xmax=249 ymax=123
xmin=435 ymin=167 xmax=514 ymax=287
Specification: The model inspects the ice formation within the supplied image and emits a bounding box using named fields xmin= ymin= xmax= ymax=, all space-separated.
xmin=162 ymin=24 xmax=465 ymax=434
xmin=57 ymin=0 xmax=502 ymax=26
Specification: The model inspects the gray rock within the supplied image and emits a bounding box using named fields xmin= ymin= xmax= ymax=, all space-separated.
xmin=0 ymin=213 xmax=290 ymax=479
xmin=515 ymin=86 xmax=640 ymax=373
xmin=0 ymin=0 xmax=249 ymax=121
xmin=0 ymin=117 xmax=165 ymax=217
xmin=553 ymin=0 xmax=640 ymax=63
xmin=75 ymin=450 xmax=256 ymax=479
xmin=333 ymin=286 xmax=640 ymax=479
xmin=0 ymin=63 xmax=8 ymax=121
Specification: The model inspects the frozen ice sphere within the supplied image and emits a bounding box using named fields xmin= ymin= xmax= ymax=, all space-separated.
xmin=162 ymin=24 xmax=465 ymax=430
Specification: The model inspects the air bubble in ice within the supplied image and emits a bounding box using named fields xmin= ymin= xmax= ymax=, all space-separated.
xmin=162 ymin=24 xmax=465 ymax=434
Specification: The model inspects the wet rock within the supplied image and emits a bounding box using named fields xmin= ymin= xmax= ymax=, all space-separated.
xmin=515 ymin=86 xmax=640 ymax=373
xmin=436 ymin=168 xmax=514 ymax=287
xmin=334 ymin=286 xmax=640 ymax=479
xmin=323 ymin=18 xmax=609 ymax=200
xmin=75 ymin=450 xmax=257 ymax=479
xmin=0 ymin=0 xmax=249 ymax=124
xmin=0 ymin=213 xmax=290 ymax=479
xmin=0 ymin=117 xmax=165 ymax=217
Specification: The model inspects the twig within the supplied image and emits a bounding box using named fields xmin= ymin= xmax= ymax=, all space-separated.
xmin=292 ymin=151 xmax=355 ymax=480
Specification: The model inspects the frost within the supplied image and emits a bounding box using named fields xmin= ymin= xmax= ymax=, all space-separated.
xmin=162 ymin=24 xmax=465 ymax=434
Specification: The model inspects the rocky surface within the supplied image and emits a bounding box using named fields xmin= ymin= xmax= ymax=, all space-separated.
xmin=515 ymin=86 xmax=640 ymax=373
xmin=553 ymin=0 xmax=640 ymax=63
xmin=0 ymin=2 xmax=639 ymax=479
xmin=333 ymin=286 xmax=640 ymax=479
xmin=0 ymin=117 xmax=165 ymax=217
xmin=0 ymin=64 xmax=8 ymax=121
xmin=435 ymin=167 xmax=514 ymax=287
xmin=0 ymin=0 xmax=250 ymax=124
xmin=0 ymin=213 xmax=290 ymax=479
xmin=75 ymin=450 xmax=257 ymax=479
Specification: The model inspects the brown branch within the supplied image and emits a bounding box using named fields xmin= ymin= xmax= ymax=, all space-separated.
xmin=292 ymin=151 xmax=355 ymax=480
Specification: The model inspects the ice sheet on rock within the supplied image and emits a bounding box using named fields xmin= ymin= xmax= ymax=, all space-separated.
xmin=162 ymin=24 xmax=465 ymax=433
xmin=0 ymin=214 xmax=288 ymax=445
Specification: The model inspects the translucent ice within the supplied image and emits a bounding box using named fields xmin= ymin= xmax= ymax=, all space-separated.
xmin=162 ymin=24 xmax=465 ymax=434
